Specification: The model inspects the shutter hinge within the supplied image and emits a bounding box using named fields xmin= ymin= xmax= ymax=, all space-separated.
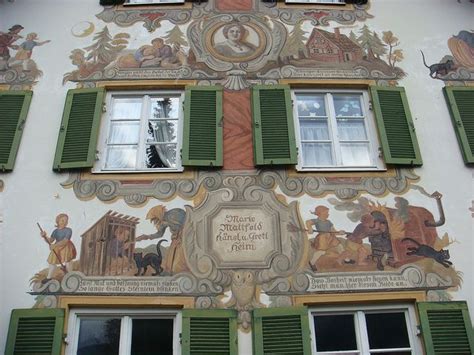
xmin=18 ymin=119 xmax=26 ymax=131
xmin=180 ymin=148 xmax=182 ymax=159
xmin=60 ymin=126 xmax=65 ymax=132
xmin=1 ymin=165 xmax=5 ymax=173
xmin=102 ymin=103 xmax=107 ymax=112
xmin=179 ymin=333 xmax=182 ymax=344
xmin=416 ymin=325 xmax=422 ymax=335
xmin=378 ymin=146 xmax=383 ymax=158
xmin=95 ymin=150 xmax=100 ymax=161
xmin=457 ymin=120 xmax=463 ymax=127
xmin=291 ymin=99 xmax=294 ymax=107
xmin=369 ymin=101 xmax=373 ymax=110
xmin=63 ymin=334 xmax=69 ymax=345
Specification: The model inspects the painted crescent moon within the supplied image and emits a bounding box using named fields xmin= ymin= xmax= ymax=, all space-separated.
xmin=71 ymin=22 xmax=95 ymax=38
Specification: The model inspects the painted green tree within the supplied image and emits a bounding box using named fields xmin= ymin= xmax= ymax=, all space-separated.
xmin=357 ymin=25 xmax=377 ymax=60
xmin=163 ymin=25 xmax=188 ymax=47
xmin=83 ymin=26 xmax=130 ymax=65
xmin=372 ymin=32 xmax=387 ymax=59
xmin=280 ymin=21 xmax=308 ymax=60
xmin=349 ymin=30 xmax=358 ymax=45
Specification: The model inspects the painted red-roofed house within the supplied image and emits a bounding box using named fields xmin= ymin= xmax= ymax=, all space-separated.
xmin=306 ymin=27 xmax=364 ymax=63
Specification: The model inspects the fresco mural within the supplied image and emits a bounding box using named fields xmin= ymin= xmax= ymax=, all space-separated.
xmin=0 ymin=24 xmax=50 ymax=87
xmin=421 ymin=30 xmax=474 ymax=81
xmin=61 ymin=1 xmax=407 ymax=88
xmin=30 ymin=179 xmax=462 ymax=329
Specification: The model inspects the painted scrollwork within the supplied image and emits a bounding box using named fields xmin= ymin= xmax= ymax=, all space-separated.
xmin=63 ymin=169 xmax=419 ymax=206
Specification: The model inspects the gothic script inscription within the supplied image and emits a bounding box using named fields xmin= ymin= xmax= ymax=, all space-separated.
xmin=211 ymin=208 xmax=276 ymax=265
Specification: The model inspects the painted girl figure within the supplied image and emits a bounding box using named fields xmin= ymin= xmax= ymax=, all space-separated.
xmin=214 ymin=23 xmax=256 ymax=58
xmin=40 ymin=213 xmax=77 ymax=283
xmin=9 ymin=32 xmax=50 ymax=70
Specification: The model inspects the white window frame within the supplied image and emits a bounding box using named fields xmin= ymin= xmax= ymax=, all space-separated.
xmin=309 ymin=304 xmax=422 ymax=355
xmin=65 ymin=308 xmax=182 ymax=355
xmin=292 ymin=89 xmax=384 ymax=171
xmin=94 ymin=90 xmax=184 ymax=173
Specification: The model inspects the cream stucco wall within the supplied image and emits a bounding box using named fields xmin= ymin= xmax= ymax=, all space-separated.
xmin=0 ymin=0 xmax=473 ymax=353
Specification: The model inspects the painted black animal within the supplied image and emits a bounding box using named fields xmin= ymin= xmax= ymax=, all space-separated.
xmin=420 ymin=51 xmax=455 ymax=78
xmin=134 ymin=239 xmax=167 ymax=276
xmin=402 ymin=237 xmax=452 ymax=268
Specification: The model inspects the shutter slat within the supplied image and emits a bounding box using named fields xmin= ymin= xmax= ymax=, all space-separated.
xmin=6 ymin=309 xmax=65 ymax=355
xmin=418 ymin=302 xmax=474 ymax=355
xmin=443 ymin=87 xmax=474 ymax=164
xmin=53 ymin=88 xmax=104 ymax=170
xmin=370 ymin=86 xmax=422 ymax=166
xmin=0 ymin=91 xmax=32 ymax=171
xmin=182 ymin=86 xmax=223 ymax=167
xmin=252 ymin=85 xmax=297 ymax=165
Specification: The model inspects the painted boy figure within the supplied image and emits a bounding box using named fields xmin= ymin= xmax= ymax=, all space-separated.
xmin=306 ymin=205 xmax=346 ymax=271
xmin=40 ymin=213 xmax=77 ymax=283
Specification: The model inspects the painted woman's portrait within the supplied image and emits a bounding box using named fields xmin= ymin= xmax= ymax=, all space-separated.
xmin=209 ymin=22 xmax=264 ymax=62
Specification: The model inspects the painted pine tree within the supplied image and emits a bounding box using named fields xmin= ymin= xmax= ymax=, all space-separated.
xmin=163 ymin=25 xmax=188 ymax=47
xmin=280 ymin=21 xmax=308 ymax=60
xmin=357 ymin=24 xmax=377 ymax=60
xmin=83 ymin=26 xmax=130 ymax=65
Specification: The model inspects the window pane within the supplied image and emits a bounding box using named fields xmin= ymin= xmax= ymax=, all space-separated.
xmin=341 ymin=143 xmax=371 ymax=166
xmin=314 ymin=314 xmax=358 ymax=352
xmin=147 ymin=120 xmax=178 ymax=143
xmin=112 ymin=98 xmax=142 ymax=120
xmin=300 ymin=119 xmax=330 ymax=140
xmin=151 ymin=97 xmax=179 ymax=119
xmin=77 ymin=318 xmax=121 ymax=355
xmin=337 ymin=119 xmax=367 ymax=141
xmin=366 ymin=312 xmax=410 ymax=350
xmin=296 ymin=95 xmax=326 ymax=117
xmin=370 ymin=352 xmax=411 ymax=355
xmin=131 ymin=319 xmax=174 ymax=355
xmin=302 ymin=143 xmax=333 ymax=166
xmin=105 ymin=146 xmax=137 ymax=169
xmin=108 ymin=122 xmax=140 ymax=144
xmin=333 ymin=94 xmax=363 ymax=117
xmin=145 ymin=143 xmax=177 ymax=168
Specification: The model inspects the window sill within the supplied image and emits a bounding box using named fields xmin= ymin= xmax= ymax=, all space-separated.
xmin=91 ymin=167 xmax=184 ymax=174
xmin=296 ymin=166 xmax=387 ymax=173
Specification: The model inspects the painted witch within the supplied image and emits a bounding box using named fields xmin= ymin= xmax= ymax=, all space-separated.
xmin=136 ymin=205 xmax=188 ymax=274
xmin=38 ymin=213 xmax=77 ymax=283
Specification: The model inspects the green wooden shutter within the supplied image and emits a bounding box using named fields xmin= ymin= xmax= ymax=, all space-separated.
xmin=370 ymin=86 xmax=422 ymax=166
xmin=443 ymin=87 xmax=474 ymax=164
xmin=418 ymin=301 xmax=474 ymax=355
xmin=0 ymin=91 xmax=32 ymax=171
xmin=253 ymin=306 xmax=311 ymax=355
xmin=251 ymin=85 xmax=297 ymax=166
xmin=5 ymin=308 xmax=65 ymax=355
xmin=182 ymin=309 xmax=237 ymax=355
xmin=182 ymin=86 xmax=223 ymax=167
xmin=53 ymin=88 xmax=105 ymax=171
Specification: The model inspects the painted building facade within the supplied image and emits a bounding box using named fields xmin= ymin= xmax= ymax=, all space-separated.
xmin=1 ymin=0 xmax=474 ymax=354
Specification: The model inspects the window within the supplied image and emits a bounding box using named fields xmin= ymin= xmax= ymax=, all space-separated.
xmin=65 ymin=309 xmax=181 ymax=355
xmin=53 ymin=86 xmax=223 ymax=172
xmin=310 ymin=304 xmax=421 ymax=354
xmin=95 ymin=91 xmax=184 ymax=172
xmin=293 ymin=90 xmax=383 ymax=170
